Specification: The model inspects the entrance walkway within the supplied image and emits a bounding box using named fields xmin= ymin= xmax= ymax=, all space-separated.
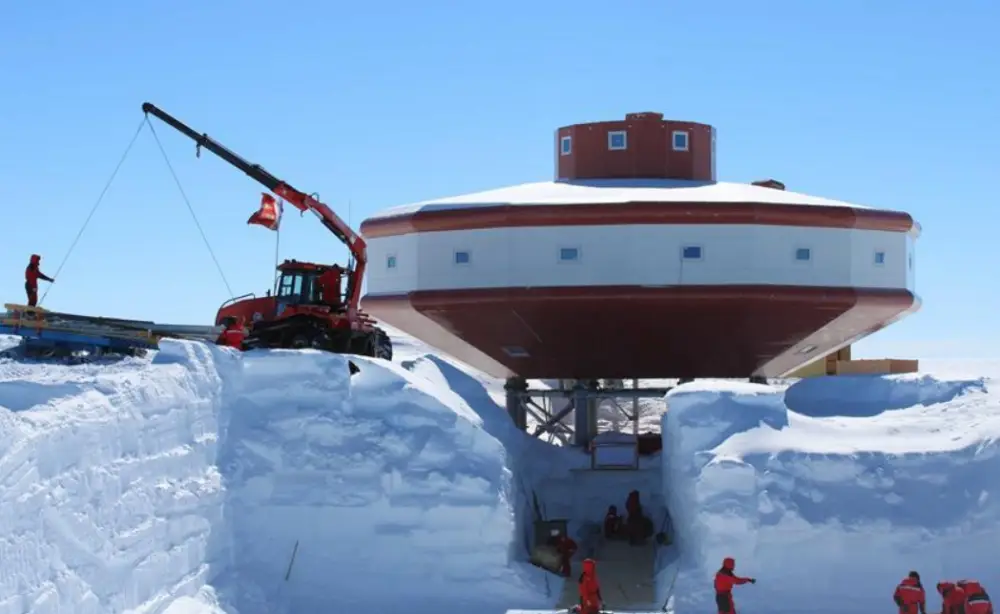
xmin=555 ymin=539 xmax=658 ymax=611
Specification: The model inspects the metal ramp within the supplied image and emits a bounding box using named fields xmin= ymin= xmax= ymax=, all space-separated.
xmin=555 ymin=539 xmax=658 ymax=612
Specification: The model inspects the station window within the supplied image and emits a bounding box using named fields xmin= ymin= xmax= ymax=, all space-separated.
xmin=795 ymin=247 xmax=812 ymax=262
xmin=454 ymin=250 xmax=471 ymax=265
xmin=560 ymin=136 xmax=572 ymax=156
xmin=503 ymin=346 xmax=530 ymax=358
xmin=608 ymin=130 xmax=628 ymax=151
xmin=682 ymin=245 xmax=703 ymax=260
xmin=386 ymin=254 xmax=397 ymax=269
xmin=874 ymin=251 xmax=886 ymax=266
xmin=672 ymin=130 xmax=689 ymax=152
xmin=559 ymin=247 xmax=580 ymax=262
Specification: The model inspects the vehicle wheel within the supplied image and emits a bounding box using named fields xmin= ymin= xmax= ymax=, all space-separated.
xmin=290 ymin=334 xmax=313 ymax=349
xmin=350 ymin=334 xmax=375 ymax=356
xmin=374 ymin=328 xmax=393 ymax=361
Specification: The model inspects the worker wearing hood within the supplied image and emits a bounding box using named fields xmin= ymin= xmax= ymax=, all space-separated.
xmin=937 ymin=582 xmax=966 ymax=614
xmin=714 ymin=556 xmax=755 ymax=614
xmin=957 ymin=580 xmax=993 ymax=614
xmin=577 ymin=558 xmax=602 ymax=614
xmin=24 ymin=254 xmax=54 ymax=307
xmin=895 ymin=571 xmax=928 ymax=614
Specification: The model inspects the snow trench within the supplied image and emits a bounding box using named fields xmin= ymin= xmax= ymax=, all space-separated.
xmin=4 ymin=334 xmax=999 ymax=614
xmin=0 ymin=340 xmax=548 ymax=614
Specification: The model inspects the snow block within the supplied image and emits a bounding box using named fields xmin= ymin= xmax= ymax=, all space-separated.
xmin=784 ymin=372 xmax=987 ymax=417
xmin=662 ymin=376 xmax=1000 ymax=614
xmin=0 ymin=340 xmax=231 ymax=614
xmin=221 ymin=352 xmax=538 ymax=614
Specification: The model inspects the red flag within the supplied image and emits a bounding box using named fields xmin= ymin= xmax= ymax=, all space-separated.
xmin=247 ymin=193 xmax=282 ymax=231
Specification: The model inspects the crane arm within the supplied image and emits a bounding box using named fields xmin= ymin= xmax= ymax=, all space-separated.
xmin=141 ymin=102 xmax=368 ymax=311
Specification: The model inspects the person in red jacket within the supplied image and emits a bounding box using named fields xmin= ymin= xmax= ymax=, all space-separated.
xmin=625 ymin=490 xmax=642 ymax=518
xmin=603 ymin=505 xmax=623 ymax=539
xmin=625 ymin=490 xmax=648 ymax=545
xmin=577 ymin=558 xmax=602 ymax=614
xmin=958 ymin=580 xmax=993 ymax=614
xmin=895 ymin=571 xmax=928 ymax=614
xmin=714 ymin=556 xmax=755 ymax=614
xmin=937 ymin=582 xmax=967 ymax=614
xmin=546 ymin=529 xmax=577 ymax=577
xmin=215 ymin=316 xmax=246 ymax=350
xmin=24 ymin=254 xmax=54 ymax=307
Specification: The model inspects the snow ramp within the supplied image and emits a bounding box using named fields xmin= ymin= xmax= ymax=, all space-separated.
xmin=663 ymin=374 xmax=998 ymax=614
xmin=0 ymin=338 xmax=551 ymax=614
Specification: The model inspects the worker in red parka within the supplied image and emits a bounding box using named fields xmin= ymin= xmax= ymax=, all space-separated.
xmin=937 ymin=582 xmax=967 ymax=614
xmin=714 ymin=557 xmax=755 ymax=614
xmin=215 ymin=316 xmax=246 ymax=350
xmin=625 ymin=489 xmax=648 ymax=544
xmin=626 ymin=490 xmax=642 ymax=518
xmin=958 ymin=580 xmax=993 ymax=614
xmin=603 ymin=505 xmax=623 ymax=539
xmin=546 ymin=529 xmax=577 ymax=577
xmin=24 ymin=254 xmax=54 ymax=307
xmin=577 ymin=558 xmax=602 ymax=614
xmin=895 ymin=571 xmax=928 ymax=614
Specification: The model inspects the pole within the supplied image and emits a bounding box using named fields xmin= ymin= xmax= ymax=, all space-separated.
xmin=348 ymin=199 xmax=355 ymax=270
xmin=273 ymin=200 xmax=282 ymax=294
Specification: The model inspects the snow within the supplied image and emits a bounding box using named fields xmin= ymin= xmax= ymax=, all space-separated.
xmin=0 ymin=341 xmax=232 ymax=614
xmin=367 ymin=178 xmax=884 ymax=220
xmin=1 ymin=326 xmax=999 ymax=614
xmin=0 ymin=336 xmax=552 ymax=614
xmin=662 ymin=372 xmax=1000 ymax=614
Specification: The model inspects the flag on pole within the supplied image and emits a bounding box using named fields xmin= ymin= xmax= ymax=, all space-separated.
xmin=247 ymin=193 xmax=283 ymax=231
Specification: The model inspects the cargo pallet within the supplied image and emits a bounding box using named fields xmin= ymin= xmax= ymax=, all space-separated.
xmin=1 ymin=304 xmax=164 ymax=360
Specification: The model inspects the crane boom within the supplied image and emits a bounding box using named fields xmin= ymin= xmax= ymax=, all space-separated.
xmin=141 ymin=102 xmax=368 ymax=312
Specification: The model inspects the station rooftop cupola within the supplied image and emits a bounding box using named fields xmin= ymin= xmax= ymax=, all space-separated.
xmin=555 ymin=112 xmax=717 ymax=182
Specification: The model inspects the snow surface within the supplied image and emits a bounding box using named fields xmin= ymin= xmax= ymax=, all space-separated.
xmin=663 ymin=374 xmax=999 ymax=614
xmin=1 ymin=327 xmax=999 ymax=614
xmin=367 ymin=178 xmax=884 ymax=220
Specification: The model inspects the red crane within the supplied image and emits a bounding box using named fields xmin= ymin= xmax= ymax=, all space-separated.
xmin=141 ymin=102 xmax=392 ymax=360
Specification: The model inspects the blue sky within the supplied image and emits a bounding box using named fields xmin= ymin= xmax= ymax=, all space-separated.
xmin=2 ymin=0 xmax=996 ymax=360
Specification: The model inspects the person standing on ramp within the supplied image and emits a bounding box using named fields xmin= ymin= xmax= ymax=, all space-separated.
xmin=24 ymin=254 xmax=54 ymax=307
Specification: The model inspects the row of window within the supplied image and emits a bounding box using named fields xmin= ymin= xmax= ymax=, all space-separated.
xmin=559 ymin=130 xmax=689 ymax=156
xmin=384 ymin=247 xmax=900 ymax=268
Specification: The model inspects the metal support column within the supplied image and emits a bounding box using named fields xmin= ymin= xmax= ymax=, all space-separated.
xmin=505 ymin=376 xmax=528 ymax=431
xmin=572 ymin=383 xmax=590 ymax=447
xmin=572 ymin=380 xmax=602 ymax=448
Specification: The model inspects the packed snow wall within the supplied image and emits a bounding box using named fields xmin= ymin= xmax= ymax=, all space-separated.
xmin=0 ymin=341 xmax=237 ymax=614
xmin=222 ymin=351 xmax=546 ymax=614
xmin=0 ymin=338 xmax=551 ymax=614
xmin=662 ymin=375 xmax=995 ymax=614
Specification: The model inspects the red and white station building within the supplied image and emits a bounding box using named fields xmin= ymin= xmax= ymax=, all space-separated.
xmin=358 ymin=112 xmax=920 ymax=381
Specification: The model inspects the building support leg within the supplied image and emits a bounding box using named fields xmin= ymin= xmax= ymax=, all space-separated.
xmin=505 ymin=376 xmax=528 ymax=431
xmin=573 ymin=383 xmax=591 ymax=448
xmin=587 ymin=379 xmax=599 ymax=444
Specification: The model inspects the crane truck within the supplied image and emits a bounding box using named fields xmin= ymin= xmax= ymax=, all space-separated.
xmin=141 ymin=102 xmax=392 ymax=361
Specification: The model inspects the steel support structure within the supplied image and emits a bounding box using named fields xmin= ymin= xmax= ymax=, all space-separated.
xmin=504 ymin=378 xmax=672 ymax=448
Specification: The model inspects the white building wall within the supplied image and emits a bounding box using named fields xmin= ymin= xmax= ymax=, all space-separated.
xmin=906 ymin=234 xmax=917 ymax=292
xmin=364 ymin=224 xmax=913 ymax=296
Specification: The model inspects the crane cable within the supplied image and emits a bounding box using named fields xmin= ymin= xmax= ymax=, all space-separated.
xmin=144 ymin=117 xmax=235 ymax=299
xmin=39 ymin=117 xmax=147 ymax=306
xmin=40 ymin=116 xmax=237 ymax=306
